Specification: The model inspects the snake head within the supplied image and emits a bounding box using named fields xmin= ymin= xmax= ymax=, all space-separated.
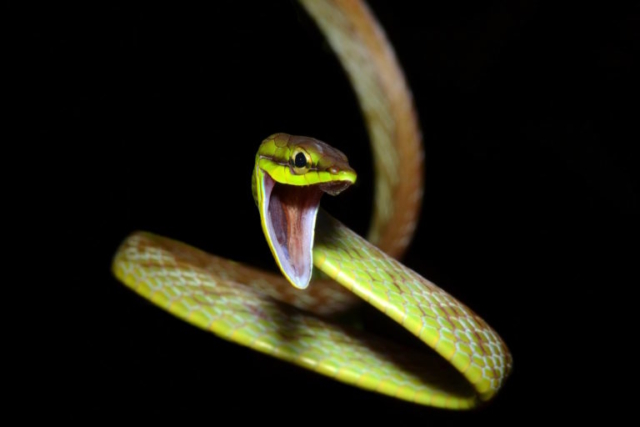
xmin=253 ymin=133 xmax=357 ymax=289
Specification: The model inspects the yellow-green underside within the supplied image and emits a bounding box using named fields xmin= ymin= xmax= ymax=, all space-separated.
xmin=256 ymin=158 xmax=355 ymax=186
xmin=113 ymin=213 xmax=510 ymax=409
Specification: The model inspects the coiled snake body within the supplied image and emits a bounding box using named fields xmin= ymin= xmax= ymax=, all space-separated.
xmin=113 ymin=0 xmax=512 ymax=409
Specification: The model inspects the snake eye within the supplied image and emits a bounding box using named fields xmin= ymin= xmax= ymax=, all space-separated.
xmin=294 ymin=152 xmax=307 ymax=168
xmin=290 ymin=149 xmax=311 ymax=174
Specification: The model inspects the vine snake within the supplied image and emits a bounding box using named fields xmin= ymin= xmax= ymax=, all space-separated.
xmin=112 ymin=0 xmax=511 ymax=409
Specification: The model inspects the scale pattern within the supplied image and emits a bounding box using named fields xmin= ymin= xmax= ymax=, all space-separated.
xmin=113 ymin=212 xmax=511 ymax=409
xmin=314 ymin=214 xmax=512 ymax=402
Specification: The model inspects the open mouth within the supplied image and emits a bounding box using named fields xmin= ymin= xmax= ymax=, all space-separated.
xmin=261 ymin=172 xmax=352 ymax=289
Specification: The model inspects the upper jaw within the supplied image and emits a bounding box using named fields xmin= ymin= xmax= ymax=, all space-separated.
xmin=318 ymin=180 xmax=353 ymax=196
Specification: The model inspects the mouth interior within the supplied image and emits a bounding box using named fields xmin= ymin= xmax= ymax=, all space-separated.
xmin=262 ymin=173 xmax=349 ymax=289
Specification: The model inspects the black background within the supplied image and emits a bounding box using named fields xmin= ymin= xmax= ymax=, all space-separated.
xmin=25 ymin=0 xmax=638 ymax=423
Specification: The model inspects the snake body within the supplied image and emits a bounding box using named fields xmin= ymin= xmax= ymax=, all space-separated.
xmin=112 ymin=0 xmax=511 ymax=409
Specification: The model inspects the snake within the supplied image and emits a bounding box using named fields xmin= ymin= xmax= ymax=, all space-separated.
xmin=112 ymin=0 xmax=512 ymax=409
